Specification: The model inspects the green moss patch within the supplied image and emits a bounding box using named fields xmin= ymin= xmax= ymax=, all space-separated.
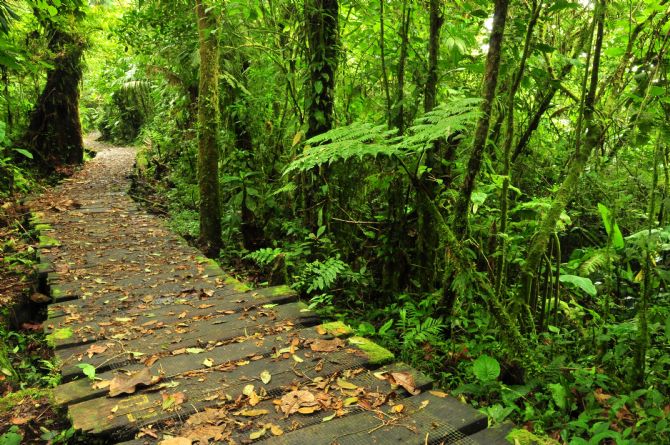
xmin=507 ymin=429 xmax=560 ymax=445
xmin=348 ymin=336 xmax=394 ymax=365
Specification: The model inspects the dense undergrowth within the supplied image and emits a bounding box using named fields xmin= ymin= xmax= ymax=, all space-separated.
xmin=0 ymin=0 xmax=669 ymax=443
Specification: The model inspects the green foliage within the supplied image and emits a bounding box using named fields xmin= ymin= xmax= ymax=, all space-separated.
xmin=284 ymin=98 xmax=481 ymax=175
xmin=558 ymin=274 xmax=597 ymax=297
xmin=472 ymin=355 xmax=501 ymax=382
xmin=0 ymin=427 xmax=22 ymax=445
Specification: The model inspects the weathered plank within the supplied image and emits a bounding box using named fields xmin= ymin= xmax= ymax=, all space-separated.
xmin=47 ymin=285 xmax=296 ymax=327
xmin=111 ymin=362 xmax=433 ymax=444
xmin=68 ymin=342 xmax=389 ymax=439
xmin=256 ymin=391 xmax=486 ymax=445
xmin=56 ymin=302 xmax=319 ymax=380
xmin=54 ymin=323 xmax=351 ymax=406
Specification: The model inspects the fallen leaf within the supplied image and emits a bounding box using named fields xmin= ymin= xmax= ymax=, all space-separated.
xmin=86 ymin=344 xmax=108 ymax=358
xmin=249 ymin=428 xmax=266 ymax=440
xmin=243 ymin=384 xmax=255 ymax=396
xmin=280 ymin=390 xmax=317 ymax=415
xmin=391 ymin=404 xmax=404 ymax=413
xmin=297 ymin=405 xmax=320 ymax=414
xmin=162 ymin=392 xmax=187 ymax=410
xmin=315 ymin=325 xmax=327 ymax=335
xmin=429 ymin=390 xmax=449 ymax=398
xmin=336 ymin=378 xmax=358 ymax=390
xmin=109 ymin=368 xmax=160 ymax=397
xmin=309 ymin=338 xmax=345 ymax=352
xmin=260 ymin=370 xmax=271 ymax=384
xmin=270 ymin=424 xmax=284 ymax=436
xmin=343 ymin=397 xmax=358 ymax=407
xmin=202 ymin=358 xmax=213 ymax=368
xmin=186 ymin=348 xmax=205 ymax=354
xmin=388 ymin=372 xmax=420 ymax=395
xmin=10 ymin=416 xmax=33 ymax=425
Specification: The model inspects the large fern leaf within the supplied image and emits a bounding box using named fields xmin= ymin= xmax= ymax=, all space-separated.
xmin=283 ymin=97 xmax=481 ymax=175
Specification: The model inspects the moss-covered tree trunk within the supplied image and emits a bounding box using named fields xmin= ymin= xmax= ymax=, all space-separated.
xmin=520 ymin=0 xmax=606 ymax=319
xmin=23 ymin=28 xmax=84 ymax=171
xmin=453 ymin=0 xmax=509 ymax=237
xmin=195 ymin=0 xmax=222 ymax=257
xmin=303 ymin=0 xmax=338 ymax=230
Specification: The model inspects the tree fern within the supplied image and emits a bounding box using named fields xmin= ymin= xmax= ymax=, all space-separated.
xmin=283 ymin=97 xmax=481 ymax=175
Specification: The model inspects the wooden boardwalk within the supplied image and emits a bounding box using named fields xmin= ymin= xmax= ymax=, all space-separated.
xmin=29 ymin=141 xmax=511 ymax=444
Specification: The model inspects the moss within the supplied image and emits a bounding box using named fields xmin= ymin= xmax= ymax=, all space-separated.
xmin=348 ymin=336 xmax=394 ymax=365
xmin=37 ymin=262 xmax=54 ymax=274
xmin=46 ymin=328 xmax=73 ymax=346
xmin=319 ymin=321 xmax=353 ymax=337
xmin=222 ymin=275 xmax=251 ymax=292
xmin=507 ymin=429 xmax=560 ymax=445
xmin=269 ymin=285 xmax=293 ymax=296
xmin=33 ymin=223 xmax=53 ymax=232
xmin=38 ymin=235 xmax=61 ymax=248
xmin=0 ymin=388 xmax=52 ymax=413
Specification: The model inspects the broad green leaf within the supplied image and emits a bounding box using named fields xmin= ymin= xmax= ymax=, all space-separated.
xmin=559 ymin=274 xmax=597 ymax=297
xmin=77 ymin=363 xmax=96 ymax=380
xmin=548 ymin=383 xmax=567 ymax=409
xmin=473 ymin=355 xmax=500 ymax=382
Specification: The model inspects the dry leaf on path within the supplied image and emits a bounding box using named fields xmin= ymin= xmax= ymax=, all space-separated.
xmin=387 ymin=371 xmax=420 ymax=395
xmin=279 ymin=390 xmax=318 ymax=416
xmin=109 ymin=368 xmax=160 ymax=397
xmin=260 ymin=370 xmax=271 ymax=384
xmin=309 ymin=338 xmax=345 ymax=352
xmin=86 ymin=344 xmax=108 ymax=358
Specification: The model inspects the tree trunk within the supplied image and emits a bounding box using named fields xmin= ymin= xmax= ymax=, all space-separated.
xmin=453 ymin=0 xmax=509 ymax=237
xmin=303 ymin=0 xmax=339 ymax=230
xmin=305 ymin=0 xmax=338 ymax=140
xmin=416 ymin=0 xmax=443 ymax=290
xmin=23 ymin=28 xmax=84 ymax=171
xmin=195 ymin=0 xmax=222 ymax=257
xmin=494 ymin=1 xmax=541 ymax=298
xmin=391 ymin=0 xmax=411 ymax=134
xmin=520 ymin=0 xmax=606 ymax=317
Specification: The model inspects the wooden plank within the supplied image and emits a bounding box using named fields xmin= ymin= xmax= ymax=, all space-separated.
xmin=46 ymin=285 xmax=296 ymax=328
xmin=68 ymin=342 xmax=384 ymax=439
xmin=54 ymin=323 xmax=350 ymax=406
xmin=254 ymin=391 xmax=487 ymax=445
xmin=56 ymin=302 xmax=318 ymax=379
xmin=48 ymin=290 xmax=299 ymax=349
xmin=112 ymin=362 xmax=432 ymax=444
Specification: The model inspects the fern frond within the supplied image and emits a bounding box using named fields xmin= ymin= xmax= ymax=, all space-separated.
xmin=284 ymin=123 xmax=397 ymax=175
xmin=283 ymin=97 xmax=481 ymax=175
xmin=578 ymin=249 xmax=616 ymax=275
xmin=401 ymin=98 xmax=481 ymax=152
